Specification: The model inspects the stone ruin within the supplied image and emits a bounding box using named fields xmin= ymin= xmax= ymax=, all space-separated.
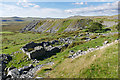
xmin=20 ymin=40 xmax=69 ymax=60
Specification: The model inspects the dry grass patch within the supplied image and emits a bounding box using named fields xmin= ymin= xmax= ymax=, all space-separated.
xmin=48 ymin=42 xmax=118 ymax=78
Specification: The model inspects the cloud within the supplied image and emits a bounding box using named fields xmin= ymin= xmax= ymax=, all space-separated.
xmin=17 ymin=0 xmax=40 ymax=8
xmin=0 ymin=3 xmax=69 ymax=18
xmin=33 ymin=5 xmax=40 ymax=8
xmin=65 ymin=1 xmax=118 ymax=16
xmin=72 ymin=2 xmax=84 ymax=5
xmin=0 ymin=1 xmax=119 ymax=18
xmin=72 ymin=2 xmax=87 ymax=5
xmin=0 ymin=0 xmax=119 ymax=2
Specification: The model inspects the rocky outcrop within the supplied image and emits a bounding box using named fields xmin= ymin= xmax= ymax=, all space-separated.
xmin=20 ymin=20 xmax=40 ymax=33
xmin=20 ymin=19 xmax=93 ymax=33
xmin=7 ymin=68 xmax=20 ymax=78
xmin=6 ymin=62 xmax=54 ymax=79
xmin=20 ymin=64 xmax=44 ymax=78
xmin=7 ymin=64 xmax=39 ymax=78
xmin=19 ymin=18 xmax=118 ymax=33
xmin=102 ymin=21 xmax=118 ymax=27
xmin=0 ymin=54 xmax=12 ymax=80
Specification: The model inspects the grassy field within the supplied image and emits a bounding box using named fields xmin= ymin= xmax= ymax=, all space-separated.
xmin=2 ymin=21 xmax=30 ymax=32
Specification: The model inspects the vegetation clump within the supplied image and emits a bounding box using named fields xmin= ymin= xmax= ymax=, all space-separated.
xmin=90 ymin=35 xmax=97 ymax=39
xmin=68 ymin=41 xmax=86 ymax=49
xmin=115 ymin=22 xmax=120 ymax=31
xmin=87 ymin=22 xmax=104 ymax=33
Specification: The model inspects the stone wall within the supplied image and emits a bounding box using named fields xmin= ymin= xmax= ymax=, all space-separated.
xmin=27 ymin=47 xmax=46 ymax=59
xmin=21 ymin=39 xmax=72 ymax=60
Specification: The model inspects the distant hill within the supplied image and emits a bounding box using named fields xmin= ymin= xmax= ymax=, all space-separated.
xmin=1 ymin=15 xmax=118 ymax=32
xmin=20 ymin=15 xmax=118 ymax=33
xmin=11 ymin=16 xmax=20 ymax=18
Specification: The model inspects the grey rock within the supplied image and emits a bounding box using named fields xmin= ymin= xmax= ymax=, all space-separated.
xmin=18 ymin=68 xmax=23 ymax=72
xmin=54 ymin=56 xmax=57 ymax=58
xmin=50 ymin=40 xmax=59 ymax=44
xmin=22 ymin=66 xmax=30 ymax=71
xmin=69 ymin=50 xmax=75 ymax=54
xmin=20 ymin=64 xmax=43 ymax=78
xmin=36 ymin=77 xmax=43 ymax=79
xmin=43 ymin=41 xmax=50 ymax=47
xmin=78 ymin=50 xmax=82 ymax=53
xmin=68 ymin=55 xmax=72 ymax=58
xmin=103 ymin=41 xmax=109 ymax=45
xmin=102 ymin=21 xmax=118 ymax=27
xmin=74 ymin=35 xmax=78 ymax=38
xmin=23 ymin=71 xmax=28 ymax=74
xmin=7 ymin=68 xmax=20 ymax=78
xmin=7 ymin=67 xmax=16 ymax=72
xmin=96 ymin=46 xmax=99 ymax=48
xmin=29 ymin=64 xmax=34 ymax=68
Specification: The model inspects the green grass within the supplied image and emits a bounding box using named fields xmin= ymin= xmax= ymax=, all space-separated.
xmin=57 ymin=19 xmax=72 ymax=33
xmin=35 ymin=21 xmax=45 ymax=29
xmin=6 ymin=52 xmax=32 ymax=68
xmin=79 ymin=42 xmax=118 ymax=78
xmin=2 ymin=32 xmax=41 ymax=53
xmin=44 ymin=21 xmax=57 ymax=32
xmin=55 ymin=20 xmax=63 ymax=30
xmin=109 ymin=25 xmax=118 ymax=32
xmin=2 ymin=21 xmax=30 ymax=32
xmin=47 ymin=41 xmax=118 ymax=78
xmin=0 ymin=31 xmax=13 ymax=34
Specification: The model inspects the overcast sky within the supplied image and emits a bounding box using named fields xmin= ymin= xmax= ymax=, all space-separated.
xmin=0 ymin=0 xmax=119 ymax=18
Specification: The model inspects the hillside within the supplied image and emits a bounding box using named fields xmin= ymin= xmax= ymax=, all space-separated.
xmin=1 ymin=15 xmax=118 ymax=33
xmin=47 ymin=40 xmax=118 ymax=78
xmin=20 ymin=19 xmax=92 ymax=33
xmin=19 ymin=15 xmax=118 ymax=33
xmin=1 ymin=15 xmax=119 ymax=79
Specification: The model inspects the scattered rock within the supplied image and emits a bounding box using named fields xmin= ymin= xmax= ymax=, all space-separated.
xmin=69 ymin=50 xmax=75 ymax=54
xmin=74 ymin=35 xmax=78 ymax=38
xmin=7 ymin=67 xmax=16 ymax=72
xmin=96 ymin=46 xmax=99 ymax=48
xmin=7 ymin=68 xmax=20 ymax=78
xmin=78 ymin=50 xmax=83 ymax=53
xmin=50 ymin=40 xmax=59 ymax=44
xmin=103 ymin=41 xmax=109 ymax=45
xmin=23 ymin=71 xmax=28 ymax=74
xmin=22 ymin=66 xmax=30 ymax=71
xmin=29 ymin=64 xmax=34 ymax=68
xmin=36 ymin=77 xmax=43 ymax=79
